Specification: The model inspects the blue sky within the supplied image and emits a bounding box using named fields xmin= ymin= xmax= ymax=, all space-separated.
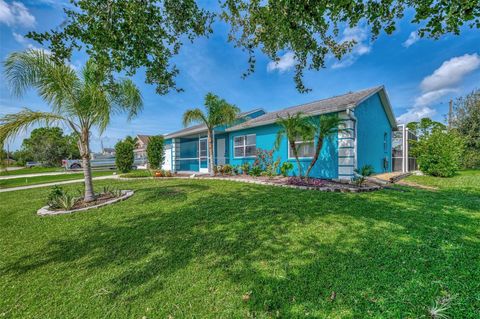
xmin=1 ymin=0 xmax=479 ymax=151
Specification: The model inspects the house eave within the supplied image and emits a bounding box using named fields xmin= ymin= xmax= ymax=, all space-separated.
xmin=225 ymin=105 xmax=355 ymax=132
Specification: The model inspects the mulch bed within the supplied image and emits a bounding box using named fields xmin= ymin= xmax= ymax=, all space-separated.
xmin=54 ymin=193 xmax=117 ymax=211
xmin=37 ymin=190 xmax=134 ymax=216
xmin=196 ymin=175 xmax=382 ymax=192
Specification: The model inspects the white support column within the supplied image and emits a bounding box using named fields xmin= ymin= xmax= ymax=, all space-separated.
xmin=405 ymin=127 xmax=410 ymax=173
xmin=172 ymin=138 xmax=181 ymax=172
xmin=338 ymin=111 xmax=357 ymax=180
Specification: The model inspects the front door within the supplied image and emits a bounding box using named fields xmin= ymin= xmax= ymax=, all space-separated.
xmin=199 ymin=138 xmax=208 ymax=173
xmin=217 ymin=138 xmax=226 ymax=165
xmin=162 ymin=147 xmax=172 ymax=171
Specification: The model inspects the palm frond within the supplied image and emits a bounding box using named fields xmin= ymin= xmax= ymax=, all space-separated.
xmin=275 ymin=113 xmax=312 ymax=142
xmin=274 ymin=127 xmax=286 ymax=150
xmin=3 ymin=49 xmax=49 ymax=97
xmin=309 ymin=114 xmax=344 ymax=138
xmin=204 ymin=92 xmax=240 ymax=127
xmin=0 ymin=109 xmax=66 ymax=145
xmin=111 ymin=78 xmax=143 ymax=120
xmin=3 ymin=49 xmax=80 ymax=113
xmin=183 ymin=108 xmax=207 ymax=127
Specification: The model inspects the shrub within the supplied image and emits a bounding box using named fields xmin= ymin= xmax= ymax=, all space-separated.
xmin=47 ymin=185 xmax=64 ymax=208
xmin=416 ymin=130 xmax=464 ymax=177
xmin=47 ymin=186 xmax=78 ymax=210
xmin=255 ymin=148 xmax=280 ymax=177
xmin=353 ymin=164 xmax=374 ymax=186
xmin=461 ymin=149 xmax=480 ymax=169
xmin=280 ymin=162 xmax=293 ymax=177
xmin=121 ymin=170 xmax=152 ymax=178
xmin=222 ymin=164 xmax=233 ymax=175
xmin=216 ymin=164 xmax=234 ymax=176
xmin=102 ymin=185 xmax=123 ymax=197
xmin=146 ymin=136 xmax=165 ymax=169
xmin=249 ymin=165 xmax=262 ymax=177
xmin=232 ymin=165 xmax=240 ymax=175
xmin=115 ymin=139 xmax=135 ymax=173
xmin=240 ymin=162 xmax=250 ymax=175
xmin=254 ymin=148 xmax=273 ymax=171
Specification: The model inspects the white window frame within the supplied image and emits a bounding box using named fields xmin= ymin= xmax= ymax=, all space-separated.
xmin=288 ymin=139 xmax=314 ymax=159
xmin=233 ymin=134 xmax=256 ymax=158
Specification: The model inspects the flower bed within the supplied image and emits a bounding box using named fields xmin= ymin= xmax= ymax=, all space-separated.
xmin=195 ymin=175 xmax=382 ymax=192
xmin=37 ymin=190 xmax=134 ymax=216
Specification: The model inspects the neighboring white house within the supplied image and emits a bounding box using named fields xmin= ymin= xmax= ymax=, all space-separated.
xmin=134 ymin=135 xmax=151 ymax=159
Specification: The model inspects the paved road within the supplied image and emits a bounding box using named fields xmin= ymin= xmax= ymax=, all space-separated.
xmin=0 ymin=166 xmax=23 ymax=172
xmin=0 ymin=171 xmax=81 ymax=180
xmin=0 ymin=175 xmax=119 ymax=193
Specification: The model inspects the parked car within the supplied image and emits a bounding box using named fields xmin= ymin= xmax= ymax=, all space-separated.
xmin=26 ymin=161 xmax=41 ymax=168
xmin=62 ymin=156 xmax=146 ymax=171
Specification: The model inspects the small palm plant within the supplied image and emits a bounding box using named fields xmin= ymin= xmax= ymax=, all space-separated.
xmin=305 ymin=114 xmax=344 ymax=178
xmin=275 ymin=113 xmax=312 ymax=178
xmin=1 ymin=50 xmax=142 ymax=202
xmin=353 ymin=164 xmax=375 ymax=186
xmin=182 ymin=93 xmax=240 ymax=176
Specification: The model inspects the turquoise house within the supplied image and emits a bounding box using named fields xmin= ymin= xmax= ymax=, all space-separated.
xmin=162 ymin=86 xmax=397 ymax=180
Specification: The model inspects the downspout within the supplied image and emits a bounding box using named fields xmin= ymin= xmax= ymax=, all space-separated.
xmin=346 ymin=107 xmax=358 ymax=170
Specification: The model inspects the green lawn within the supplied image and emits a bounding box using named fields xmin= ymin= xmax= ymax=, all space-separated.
xmin=0 ymin=166 xmax=64 ymax=176
xmin=0 ymin=172 xmax=479 ymax=318
xmin=405 ymin=169 xmax=480 ymax=190
xmin=0 ymin=171 xmax=115 ymax=189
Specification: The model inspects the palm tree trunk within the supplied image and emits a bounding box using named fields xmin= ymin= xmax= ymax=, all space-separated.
xmin=80 ymin=130 xmax=95 ymax=202
xmin=207 ymin=129 xmax=215 ymax=176
xmin=290 ymin=140 xmax=303 ymax=178
xmin=305 ymin=137 xmax=323 ymax=178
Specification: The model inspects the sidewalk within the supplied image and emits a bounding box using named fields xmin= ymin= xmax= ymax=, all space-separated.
xmin=0 ymin=171 xmax=81 ymax=180
xmin=0 ymin=175 xmax=118 ymax=193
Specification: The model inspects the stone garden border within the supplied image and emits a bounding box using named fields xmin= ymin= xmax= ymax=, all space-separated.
xmin=37 ymin=190 xmax=134 ymax=216
xmin=191 ymin=176 xmax=381 ymax=192
xmin=116 ymin=175 xmax=382 ymax=192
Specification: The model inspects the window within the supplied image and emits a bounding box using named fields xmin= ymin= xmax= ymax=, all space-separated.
xmin=288 ymin=139 xmax=314 ymax=158
xmin=199 ymin=138 xmax=207 ymax=158
xmin=234 ymin=134 xmax=256 ymax=157
xmin=384 ymin=132 xmax=388 ymax=152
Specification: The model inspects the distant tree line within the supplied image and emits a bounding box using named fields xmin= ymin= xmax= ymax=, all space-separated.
xmin=407 ymin=88 xmax=480 ymax=177
xmin=5 ymin=127 xmax=80 ymax=167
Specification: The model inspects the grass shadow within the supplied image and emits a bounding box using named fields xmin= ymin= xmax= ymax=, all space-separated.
xmin=1 ymin=178 xmax=479 ymax=317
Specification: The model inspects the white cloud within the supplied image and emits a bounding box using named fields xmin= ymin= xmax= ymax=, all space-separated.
xmin=332 ymin=26 xmax=372 ymax=69
xmin=396 ymin=106 xmax=436 ymax=124
xmin=420 ymin=53 xmax=480 ymax=92
xmin=13 ymin=32 xmax=50 ymax=53
xmin=267 ymin=51 xmax=296 ymax=73
xmin=397 ymin=53 xmax=480 ymax=123
xmin=413 ymin=88 xmax=457 ymax=107
xmin=403 ymin=31 xmax=419 ymax=48
xmin=0 ymin=0 xmax=35 ymax=27
xmin=12 ymin=31 xmax=26 ymax=44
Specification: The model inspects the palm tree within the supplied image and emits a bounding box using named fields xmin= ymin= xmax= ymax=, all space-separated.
xmin=182 ymin=93 xmax=239 ymax=176
xmin=305 ymin=114 xmax=344 ymax=177
xmin=275 ymin=113 xmax=312 ymax=178
xmin=0 ymin=50 xmax=142 ymax=202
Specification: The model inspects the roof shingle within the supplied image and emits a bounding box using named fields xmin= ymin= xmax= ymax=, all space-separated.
xmin=226 ymin=86 xmax=384 ymax=131
xmin=165 ymin=108 xmax=264 ymax=138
